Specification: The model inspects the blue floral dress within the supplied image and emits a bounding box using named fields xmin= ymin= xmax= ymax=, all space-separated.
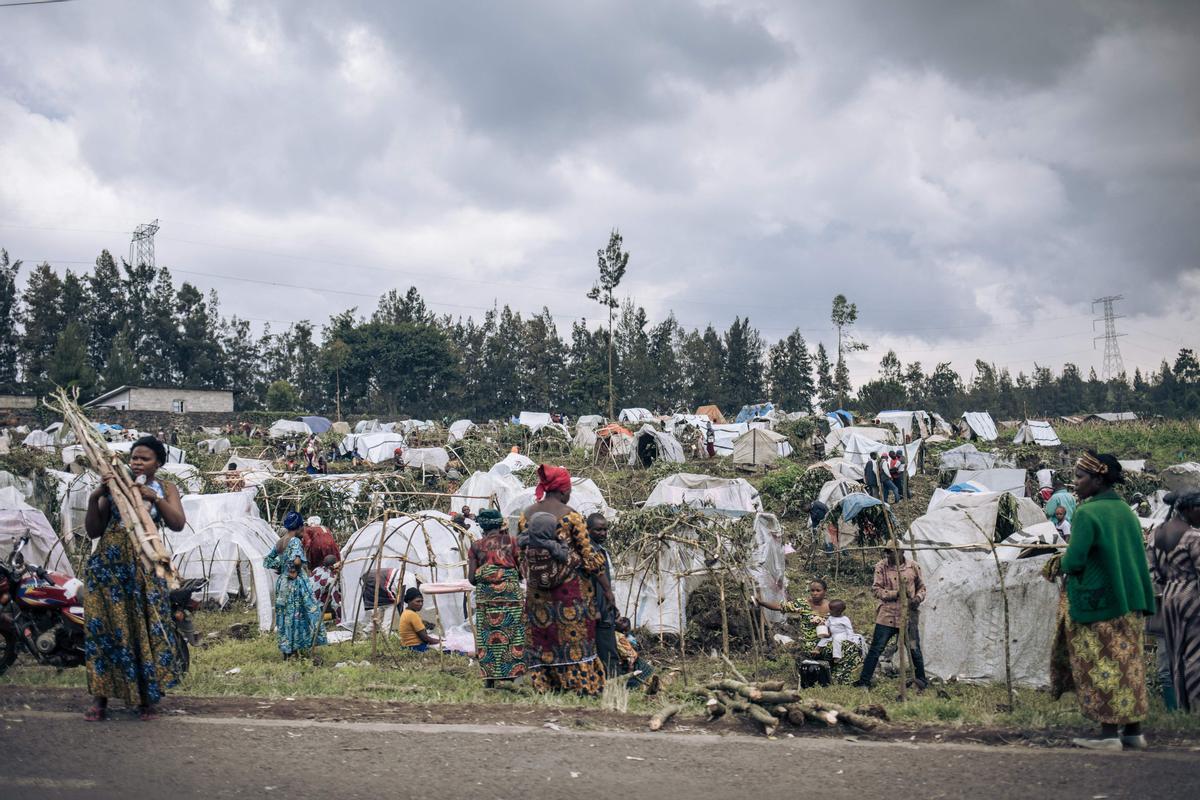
xmin=83 ymin=481 xmax=183 ymax=705
xmin=264 ymin=536 xmax=326 ymax=655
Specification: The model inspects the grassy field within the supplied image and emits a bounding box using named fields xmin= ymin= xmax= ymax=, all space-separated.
xmin=1055 ymin=419 xmax=1200 ymax=469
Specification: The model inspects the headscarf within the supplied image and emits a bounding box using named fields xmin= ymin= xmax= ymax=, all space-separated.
xmin=534 ymin=464 xmax=572 ymax=501
xmin=283 ymin=510 xmax=304 ymax=531
xmin=477 ymin=508 xmax=504 ymax=531
xmin=1077 ymin=451 xmax=1124 ymax=484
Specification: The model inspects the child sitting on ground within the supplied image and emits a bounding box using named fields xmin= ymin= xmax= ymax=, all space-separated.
xmin=817 ymin=599 xmax=866 ymax=660
xmin=615 ymin=617 xmax=659 ymax=695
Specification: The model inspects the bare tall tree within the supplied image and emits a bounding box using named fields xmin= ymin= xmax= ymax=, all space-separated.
xmin=588 ymin=229 xmax=629 ymax=419
xmin=830 ymin=293 xmax=867 ymax=408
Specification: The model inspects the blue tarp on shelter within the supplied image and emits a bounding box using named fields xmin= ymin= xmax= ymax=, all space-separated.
xmin=825 ymin=409 xmax=854 ymax=429
xmin=840 ymin=493 xmax=883 ymax=521
xmin=735 ymin=402 xmax=774 ymax=424
xmin=299 ymin=416 xmax=332 ymax=434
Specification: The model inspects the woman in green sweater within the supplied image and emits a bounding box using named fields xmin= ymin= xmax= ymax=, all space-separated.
xmin=1052 ymin=451 xmax=1156 ymax=750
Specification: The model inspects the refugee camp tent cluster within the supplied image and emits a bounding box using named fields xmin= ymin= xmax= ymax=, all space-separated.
xmin=0 ymin=485 xmax=74 ymax=576
xmin=1012 ymin=420 xmax=1061 ymax=447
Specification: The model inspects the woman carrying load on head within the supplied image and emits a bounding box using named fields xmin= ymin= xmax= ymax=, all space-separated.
xmin=82 ymin=435 xmax=188 ymax=722
xmin=264 ymin=510 xmax=326 ymax=659
xmin=1149 ymin=490 xmax=1200 ymax=713
xmin=518 ymin=465 xmax=606 ymax=696
xmin=468 ymin=508 xmax=526 ymax=687
xmin=1046 ymin=451 xmax=1156 ymax=750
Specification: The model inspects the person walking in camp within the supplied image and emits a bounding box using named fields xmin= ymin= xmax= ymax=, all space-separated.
xmin=1045 ymin=479 xmax=1077 ymax=522
xmin=310 ymin=555 xmax=342 ymax=624
xmin=878 ymin=452 xmax=899 ymax=504
xmin=1046 ymin=452 xmax=1156 ymax=750
xmin=467 ymin=509 xmax=526 ymax=687
xmin=705 ymin=422 xmax=716 ymax=459
xmin=1149 ymin=490 xmax=1200 ymax=713
xmin=854 ymin=544 xmax=927 ymax=689
xmin=518 ymin=465 xmax=607 ymax=696
xmin=82 ymin=435 xmax=187 ymax=722
xmin=587 ymin=513 xmax=620 ymax=678
xmin=864 ymin=453 xmax=879 ymax=499
xmin=264 ymin=510 xmax=326 ymax=659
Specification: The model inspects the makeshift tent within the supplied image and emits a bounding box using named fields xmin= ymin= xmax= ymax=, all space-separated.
xmin=338 ymin=512 xmax=474 ymax=633
xmin=817 ymin=479 xmax=864 ymax=510
xmin=0 ymin=470 xmax=35 ymax=503
xmin=1118 ymin=459 xmax=1146 ymax=474
xmin=836 ymin=435 xmax=921 ymax=477
xmin=0 ymin=486 xmax=74 ymax=576
xmin=732 ymin=428 xmax=792 ymax=467
xmin=1012 ymin=420 xmax=1061 ymax=447
xmin=447 ymin=420 xmax=476 ymax=443
xmin=573 ymin=425 xmax=598 ymax=450
xmin=937 ymin=443 xmax=1002 ymax=472
xmin=960 ymin=412 xmax=998 ymax=441
xmin=695 ymin=405 xmax=726 ymax=424
xmin=618 ymin=408 xmax=655 ymax=424
xmin=906 ymin=492 xmax=1046 ymax=575
xmin=824 ymin=409 xmax=853 ymax=429
xmin=166 ymin=491 xmax=276 ymax=631
xmin=875 ymin=410 xmax=933 ymax=439
xmin=518 ymin=412 xmax=554 ymax=432
xmin=400 ymin=447 xmax=451 ymax=474
xmin=197 ymin=437 xmax=231 ymax=455
xmin=1162 ymin=462 xmax=1200 ymax=492
xmin=299 ymin=416 xmax=333 ymax=434
xmin=397 ymin=420 xmax=435 ymax=436
xmin=450 ymin=468 xmax=524 ymax=516
xmin=951 ymin=468 xmax=1027 ymax=496
xmin=1086 ymin=412 xmax=1138 ymax=423
xmin=592 ymin=424 xmax=634 ymax=462
xmin=269 ymin=420 xmax=313 ymax=438
xmin=709 ymin=423 xmax=748 ymax=457
xmin=500 ymin=477 xmax=617 ymax=522
xmin=21 ymin=429 xmax=56 ymax=452
xmin=644 ymin=474 xmax=763 ymax=513
xmin=493 ymin=452 xmax=536 ymax=473
xmin=330 ymin=421 xmax=351 ymax=435
xmin=576 ymin=414 xmax=605 ymax=428
xmin=220 ymin=456 xmax=277 ymax=488
xmin=157 ymin=462 xmax=203 ymax=494
xmin=339 ymin=432 xmax=406 ymax=464
xmin=43 ymin=468 xmax=98 ymax=546
xmin=824 ymin=425 xmax=894 ymax=455
xmin=630 ymin=425 xmax=685 ymax=468
xmin=735 ymin=403 xmax=774 ymax=424
xmin=354 ymin=419 xmax=387 ymax=434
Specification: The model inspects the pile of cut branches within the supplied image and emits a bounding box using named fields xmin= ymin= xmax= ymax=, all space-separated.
xmin=685 ymin=678 xmax=886 ymax=737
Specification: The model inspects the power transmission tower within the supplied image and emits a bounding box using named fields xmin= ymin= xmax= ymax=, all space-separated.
xmin=1092 ymin=295 xmax=1126 ymax=380
xmin=129 ymin=219 xmax=159 ymax=268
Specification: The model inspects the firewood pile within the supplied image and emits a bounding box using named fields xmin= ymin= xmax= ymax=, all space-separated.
xmin=666 ymin=678 xmax=889 ymax=737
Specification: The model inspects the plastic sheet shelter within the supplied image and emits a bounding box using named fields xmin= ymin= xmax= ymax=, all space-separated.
xmin=618 ymin=408 xmax=655 ymax=424
xmin=629 ymin=425 xmax=686 ymax=468
xmin=1012 ymin=420 xmax=1061 ymax=447
xmin=732 ymin=428 xmax=792 ymax=467
xmin=167 ymin=491 xmax=277 ymax=630
xmin=105 ymin=440 xmax=187 ymax=464
xmin=734 ymin=403 xmax=774 ymax=424
xmin=43 ymin=468 xmax=99 ymax=547
xmin=450 ymin=468 xmax=524 ymax=516
xmin=500 ymin=477 xmax=617 ymax=523
xmin=338 ymin=512 xmax=474 ymax=633
xmin=492 ymin=452 xmax=536 ymax=473
xmin=824 ymin=425 xmax=895 ymax=456
xmin=951 ymin=468 xmax=1028 ymax=496
xmin=960 ymin=412 xmax=998 ymax=441
xmin=875 ymin=410 xmax=933 ymax=439
xmin=644 ymin=474 xmax=763 ymax=514
xmin=400 ymin=447 xmax=451 ymax=474
xmin=219 ymin=456 xmax=277 ymax=488
xmin=269 ymin=419 xmax=313 ymax=439
xmin=695 ymin=405 xmax=726 ymax=424
xmin=299 ymin=416 xmax=333 ymax=435
xmin=836 ymin=435 xmax=922 ymax=477
xmin=447 ymin=420 xmax=476 ymax=443
xmin=937 ymin=443 xmax=1002 ymax=472
xmin=0 ymin=486 xmax=74 ymax=577
xmin=339 ymin=432 xmax=407 ymax=464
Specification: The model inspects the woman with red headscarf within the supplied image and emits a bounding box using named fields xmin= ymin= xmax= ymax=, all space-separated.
xmin=518 ymin=464 xmax=607 ymax=696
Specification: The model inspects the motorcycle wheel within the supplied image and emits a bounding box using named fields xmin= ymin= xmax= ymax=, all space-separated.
xmin=0 ymin=628 xmax=16 ymax=676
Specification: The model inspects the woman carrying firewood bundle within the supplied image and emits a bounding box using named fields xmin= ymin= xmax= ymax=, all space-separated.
xmin=82 ymin=436 xmax=188 ymax=721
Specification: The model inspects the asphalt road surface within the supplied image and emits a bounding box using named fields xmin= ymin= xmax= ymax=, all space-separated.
xmin=2 ymin=710 xmax=1198 ymax=800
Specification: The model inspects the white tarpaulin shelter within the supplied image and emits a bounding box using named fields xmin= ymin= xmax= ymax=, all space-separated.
xmin=837 ymin=435 xmax=921 ymax=477
xmin=0 ymin=486 xmax=74 ymax=576
xmin=21 ymin=429 xmax=56 ymax=452
xmin=220 ymin=456 xmax=277 ymax=488
xmin=0 ymin=470 xmax=34 ymax=503
xmin=340 ymin=432 xmax=406 ymax=464
xmin=43 ymin=468 xmax=99 ymax=546
xmin=630 ymin=425 xmax=686 ymax=467
xmin=951 ymin=468 xmax=1028 ymax=496
xmin=1012 ymin=420 xmax=1061 ymax=447
xmin=166 ymin=491 xmax=276 ymax=631
xmin=1161 ymin=462 xmax=1200 ymax=492
xmin=818 ymin=479 xmax=864 ymax=509
xmin=451 ymin=468 xmax=524 ymax=516
xmin=500 ymin=477 xmax=617 ymax=522
xmin=339 ymin=512 xmax=473 ymax=633
xmin=269 ymin=420 xmax=312 ymax=438
xmin=938 ymin=443 xmax=1002 ymax=472
xmin=875 ymin=411 xmax=933 ymax=439
xmin=1119 ymin=460 xmax=1146 ymax=474
xmin=397 ymin=420 xmax=435 ymax=436
xmin=576 ymin=414 xmax=605 ymax=428
xmin=198 ymin=438 xmax=231 ymax=455
xmin=644 ymin=474 xmax=763 ymax=513
xmin=732 ymin=428 xmax=792 ymax=467
xmin=157 ymin=462 xmax=203 ymax=494
xmin=915 ymin=520 xmax=1064 ymax=687
xmin=961 ymin=412 xmax=998 ymax=441
xmin=618 ymin=408 xmax=655 ymax=424
xmin=518 ymin=412 xmax=553 ymax=432
xmin=493 ymin=452 xmax=535 ymax=473
xmin=906 ymin=492 xmax=1046 ymax=577
xmin=824 ymin=426 xmax=894 ymax=455
xmin=401 ymin=447 xmax=451 ymax=474
xmin=447 ymin=420 xmax=476 ymax=443
xmin=710 ymin=423 xmax=748 ymax=456
xmin=573 ymin=426 xmax=597 ymax=450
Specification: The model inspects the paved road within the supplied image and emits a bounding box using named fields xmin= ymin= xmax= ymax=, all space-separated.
xmin=1 ymin=710 xmax=1197 ymax=799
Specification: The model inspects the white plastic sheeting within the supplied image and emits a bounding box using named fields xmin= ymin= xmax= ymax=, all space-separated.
xmin=573 ymin=426 xmax=598 ymax=450
xmin=644 ymin=474 xmax=763 ymax=513
xmin=618 ymin=408 xmax=655 ymax=424
xmin=817 ymin=479 xmax=864 ymax=509
xmin=0 ymin=486 xmax=74 ymax=576
xmin=339 ymin=512 xmax=473 ymax=633
xmin=500 ymin=477 xmax=617 ymax=522
xmin=837 ymin=435 xmax=921 ymax=477
xmin=1119 ymin=460 xmax=1146 ymax=474
xmin=905 ymin=492 xmax=1046 ymax=577
xmin=340 ymin=432 xmax=407 ymax=464
xmin=875 ymin=411 xmax=933 ymax=439
xmin=401 ymin=448 xmax=451 ymax=473
xmin=198 ymin=438 xmax=231 ymax=454
xmin=447 ymin=420 xmax=476 ymax=443
xmin=961 ymin=412 xmax=998 ymax=441
xmin=710 ymin=423 xmax=748 ymax=456
xmin=220 ymin=456 xmax=277 ymax=488
xmin=576 ymin=414 xmax=605 ymax=428
xmin=517 ymin=412 xmax=553 ymax=432
xmin=167 ymin=491 xmax=276 ymax=631
xmin=1161 ymin=462 xmax=1200 ymax=493
xmin=43 ymin=468 xmax=99 ymax=546
xmin=21 ymin=429 xmax=56 ymax=452
xmin=450 ymin=469 xmax=525 ymax=516
xmin=629 ymin=425 xmax=686 ymax=467
xmin=937 ymin=444 xmax=1001 ymax=472
xmin=1012 ymin=420 xmax=1061 ymax=447
xmin=0 ymin=470 xmax=35 ymax=503
xmin=157 ymin=462 xmax=203 ymax=494
xmin=493 ymin=452 xmax=536 ymax=473
xmin=102 ymin=440 xmax=186 ymax=464
xmin=824 ymin=426 xmax=895 ymax=455
xmin=951 ymin=468 xmax=1028 ymax=496
xmin=269 ymin=420 xmax=313 ymax=438
xmin=732 ymin=428 xmax=792 ymax=467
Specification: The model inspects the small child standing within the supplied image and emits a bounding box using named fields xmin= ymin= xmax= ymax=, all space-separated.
xmin=818 ymin=599 xmax=866 ymax=660
xmin=615 ymin=617 xmax=660 ymax=694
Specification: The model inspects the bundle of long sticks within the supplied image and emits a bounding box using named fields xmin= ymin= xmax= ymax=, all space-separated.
xmin=686 ymin=678 xmax=885 ymax=737
xmin=46 ymin=389 xmax=178 ymax=588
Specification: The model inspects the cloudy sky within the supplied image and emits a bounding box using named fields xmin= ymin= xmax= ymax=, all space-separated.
xmin=1 ymin=0 xmax=1197 ymax=383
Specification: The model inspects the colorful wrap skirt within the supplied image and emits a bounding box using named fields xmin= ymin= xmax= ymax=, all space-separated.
xmin=473 ymin=564 xmax=527 ymax=681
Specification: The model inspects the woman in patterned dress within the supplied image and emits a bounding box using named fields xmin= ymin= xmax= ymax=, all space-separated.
xmin=263 ymin=511 xmax=326 ymax=658
xmin=519 ymin=465 xmax=606 ymax=696
xmin=82 ymin=436 xmax=186 ymax=721
xmin=1150 ymin=490 xmax=1200 ymax=712
xmin=467 ymin=508 xmax=526 ymax=687
xmin=756 ymin=582 xmax=863 ymax=684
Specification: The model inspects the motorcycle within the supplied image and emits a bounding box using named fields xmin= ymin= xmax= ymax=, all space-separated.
xmin=0 ymin=534 xmax=206 ymax=675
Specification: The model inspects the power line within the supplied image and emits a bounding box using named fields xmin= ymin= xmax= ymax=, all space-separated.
xmin=0 ymin=0 xmax=77 ymax=7
xmin=1092 ymin=295 xmax=1127 ymax=380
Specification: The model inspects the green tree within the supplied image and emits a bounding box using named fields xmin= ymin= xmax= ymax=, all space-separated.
xmin=373 ymin=286 xmax=433 ymax=325
xmin=221 ymin=316 xmax=262 ymax=409
xmin=647 ymin=315 xmax=683 ymax=412
xmin=814 ymin=343 xmax=835 ymax=409
xmin=587 ymin=229 xmax=629 ymax=419
xmin=48 ymin=321 xmax=96 ymax=394
xmin=265 ymin=379 xmax=300 ymax=410
xmin=766 ymin=329 xmax=815 ymax=412
xmin=319 ymin=337 xmax=351 ymax=420
xmin=84 ymin=250 xmax=124 ymax=374
xmin=830 ymin=294 xmax=867 ymax=407
xmin=521 ymin=308 xmax=565 ymax=412
xmin=721 ymin=316 xmax=765 ymax=410
xmin=175 ymin=282 xmax=225 ymax=388
xmin=614 ymin=301 xmax=652 ymax=407
xmin=104 ymin=322 xmax=141 ymax=390
xmin=0 ymin=250 xmax=21 ymax=392
xmin=564 ymin=321 xmax=609 ymax=416
xmin=18 ymin=262 xmax=65 ymax=392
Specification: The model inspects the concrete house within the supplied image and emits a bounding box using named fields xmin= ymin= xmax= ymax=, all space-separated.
xmin=84 ymin=385 xmax=234 ymax=413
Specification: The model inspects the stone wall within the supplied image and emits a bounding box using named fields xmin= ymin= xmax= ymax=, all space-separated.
xmin=124 ymin=387 xmax=235 ymax=413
